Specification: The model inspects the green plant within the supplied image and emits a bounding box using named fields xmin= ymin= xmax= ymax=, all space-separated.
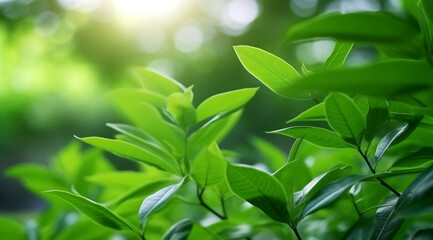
xmin=4 ymin=1 xmax=433 ymax=239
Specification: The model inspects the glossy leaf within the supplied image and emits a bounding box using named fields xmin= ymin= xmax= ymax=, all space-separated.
xmin=286 ymin=103 xmax=325 ymax=123
xmin=226 ymin=164 xmax=290 ymax=223
xmin=371 ymin=197 xmax=402 ymax=240
xmin=323 ymin=41 xmax=354 ymax=70
xmin=286 ymin=12 xmax=418 ymax=43
xmin=365 ymin=97 xmax=389 ymax=142
xmin=134 ymin=68 xmax=185 ymax=95
xmin=44 ymin=190 xmax=140 ymax=235
xmin=139 ymin=177 xmax=186 ymax=227
xmin=191 ymin=142 xmax=227 ymax=187
xmin=286 ymin=60 xmax=433 ymax=97
xmin=196 ymin=88 xmax=258 ymax=123
xmin=325 ymin=93 xmax=365 ymax=146
xmin=234 ymin=45 xmax=307 ymax=99
xmin=392 ymin=147 xmax=433 ymax=169
xmin=78 ymin=137 xmax=178 ymax=174
xmin=162 ymin=219 xmax=193 ymax=240
xmin=270 ymin=126 xmax=349 ymax=149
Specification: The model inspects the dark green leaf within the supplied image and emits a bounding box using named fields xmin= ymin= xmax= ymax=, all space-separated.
xmin=44 ymin=190 xmax=140 ymax=235
xmin=226 ymin=164 xmax=290 ymax=223
xmin=365 ymin=97 xmax=389 ymax=142
xmin=344 ymin=216 xmax=375 ymax=240
xmin=325 ymin=93 xmax=365 ymax=146
xmin=196 ymin=88 xmax=258 ymax=123
xmin=286 ymin=60 xmax=433 ymax=97
xmin=324 ymin=42 xmax=354 ymax=70
xmin=139 ymin=177 xmax=186 ymax=227
xmin=270 ymin=126 xmax=349 ymax=149
xmin=233 ymin=45 xmax=308 ymax=99
xmin=162 ymin=219 xmax=193 ymax=240
xmin=392 ymin=147 xmax=433 ymax=169
xmin=411 ymin=228 xmax=433 ymax=240
xmin=286 ymin=12 xmax=418 ymax=43
xmin=371 ymin=197 xmax=402 ymax=240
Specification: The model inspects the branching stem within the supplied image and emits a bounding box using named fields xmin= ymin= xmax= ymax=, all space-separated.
xmin=196 ymin=186 xmax=227 ymax=220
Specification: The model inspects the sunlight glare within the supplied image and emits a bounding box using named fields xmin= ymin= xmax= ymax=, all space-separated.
xmin=112 ymin=0 xmax=183 ymax=19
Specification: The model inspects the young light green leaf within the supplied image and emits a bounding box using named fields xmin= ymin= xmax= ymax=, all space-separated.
xmin=167 ymin=91 xmax=196 ymax=128
xmin=233 ymin=45 xmax=308 ymax=99
xmin=44 ymin=190 xmax=141 ymax=235
xmin=162 ymin=219 xmax=193 ymax=240
xmin=324 ymin=42 xmax=354 ymax=70
xmin=187 ymin=110 xmax=242 ymax=161
xmin=0 ymin=217 xmax=26 ymax=240
xmin=191 ymin=142 xmax=227 ymax=187
xmin=286 ymin=103 xmax=325 ymax=123
xmin=270 ymin=126 xmax=349 ymax=149
xmin=286 ymin=12 xmax=418 ymax=43
xmin=285 ymin=60 xmax=433 ymax=97
xmin=139 ymin=177 xmax=186 ymax=227
xmin=325 ymin=93 xmax=365 ymax=146
xmin=196 ymin=88 xmax=258 ymax=123
xmin=134 ymin=68 xmax=185 ymax=95
xmin=288 ymin=138 xmax=303 ymax=162
xmin=109 ymin=89 xmax=166 ymax=109
xmin=365 ymin=97 xmax=389 ymax=142
xmin=77 ymin=137 xmax=178 ymax=174
xmin=117 ymin=102 xmax=185 ymax=154
xmin=250 ymin=136 xmax=287 ymax=171
xmin=226 ymin=164 xmax=290 ymax=223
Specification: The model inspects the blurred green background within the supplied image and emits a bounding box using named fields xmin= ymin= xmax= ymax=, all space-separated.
xmin=0 ymin=0 xmax=401 ymax=212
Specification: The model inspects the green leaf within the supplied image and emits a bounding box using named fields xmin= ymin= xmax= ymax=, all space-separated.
xmin=134 ymin=68 xmax=185 ymax=96
xmin=411 ymin=229 xmax=433 ymax=240
xmin=233 ymin=45 xmax=307 ymax=99
xmin=167 ymin=91 xmax=196 ymax=128
xmin=226 ymin=164 xmax=290 ymax=223
xmin=109 ymin=89 xmax=166 ymax=109
xmin=107 ymin=123 xmax=174 ymax=161
xmin=325 ymin=93 xmax=365 ymax=146
xmin=273 ymin=160 xmax=311 ymax=212
xmin=162 ymin=219 xmax=193 ymax=240
xmin=187 ymin=224 xmax=223 ymax=240
xmin=270 ymin=126 xmax=349 ymax=149
xmin=397 ymin=165 xmax=433 ymax=217
xmin=117 ymin=102 xmax=185 ymax=154
xmin=374 ymin=116 xmax=423 ymax=166
xmin=287 ymin=60 xmax=433 ymax=97
xmin=371 ymin=197 xmax=403 ymax=240
xmin=0 ymin=217 xmax=26 ymax=240
xmin=6 ymin=164 xmax=67 ymax=194
xmin=196 ymin=88 xmax=258 ymax=123
xmin=419 ymin=0 xmax=433 ymax=56
xmin=392 ymin=147 xmax=433 ymax=169
xmin=286 ymin=12 xmax=418 ymax=43
xmin=187 ymin=110 xmax=242 ymax=161
xmin=365 ymin=97 xmax=389 ymax=142
xmin=250 ymin=137 xmax=287 ymax=171
xmin=138 ymin=177 xmax=186 ymax=227
xmin=191 ymin=142 xmax=227 ymax=187
xmin=286 ymin=103 xmax=325 ymax=123
xmin=78 ymin=137 xmax=179 ymax=174
xmin=44 ymin=190 xmax=140 ymax=235
xmin=296 ymin=165 xmax=350 ymax=205
xmin=323 ymin=42 xmax=354 ymax=70
xmin=344 ymin=216 xmax=375 ymax=240
xmin=301 ymin=175 xmax=369 ymax=218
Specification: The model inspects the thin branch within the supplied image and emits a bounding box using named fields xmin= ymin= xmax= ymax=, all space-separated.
xmin=196 ymin=186 xmax=227 ymax=220
xmin=357 ymin=148 xmax=401 ymax=197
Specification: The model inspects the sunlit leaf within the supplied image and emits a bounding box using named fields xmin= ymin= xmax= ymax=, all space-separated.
xmin=134 ymin=68 xmax=185 ymax=96
xmin=270 ymin=126 xmax=349 ymax=149
xmin=44 ymin=190 xmax=140 ymax=235
xmin=324 ymin=42 xmax=354 ymax=70
xmin=196 ymin=88 xmax=258 ymax=123
xmin=286 ymin=103 xmax=325 ymax=123
xmin=191 ymin=142 xmax=227 ymax=187
xmin=234 ymin=45 xmax=308 ymax=99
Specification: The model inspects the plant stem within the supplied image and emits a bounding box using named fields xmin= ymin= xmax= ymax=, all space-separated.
xmin=196 ymin=186 xmax=227 ymax=220
xmin=292 ymin=226 xmax=302 ymax=240
xmin=357 ymin=148 xmax=401 ymax=197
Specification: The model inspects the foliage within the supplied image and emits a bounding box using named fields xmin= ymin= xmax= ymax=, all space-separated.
xmin=4 ymin=1 xmax=433 ymax=240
